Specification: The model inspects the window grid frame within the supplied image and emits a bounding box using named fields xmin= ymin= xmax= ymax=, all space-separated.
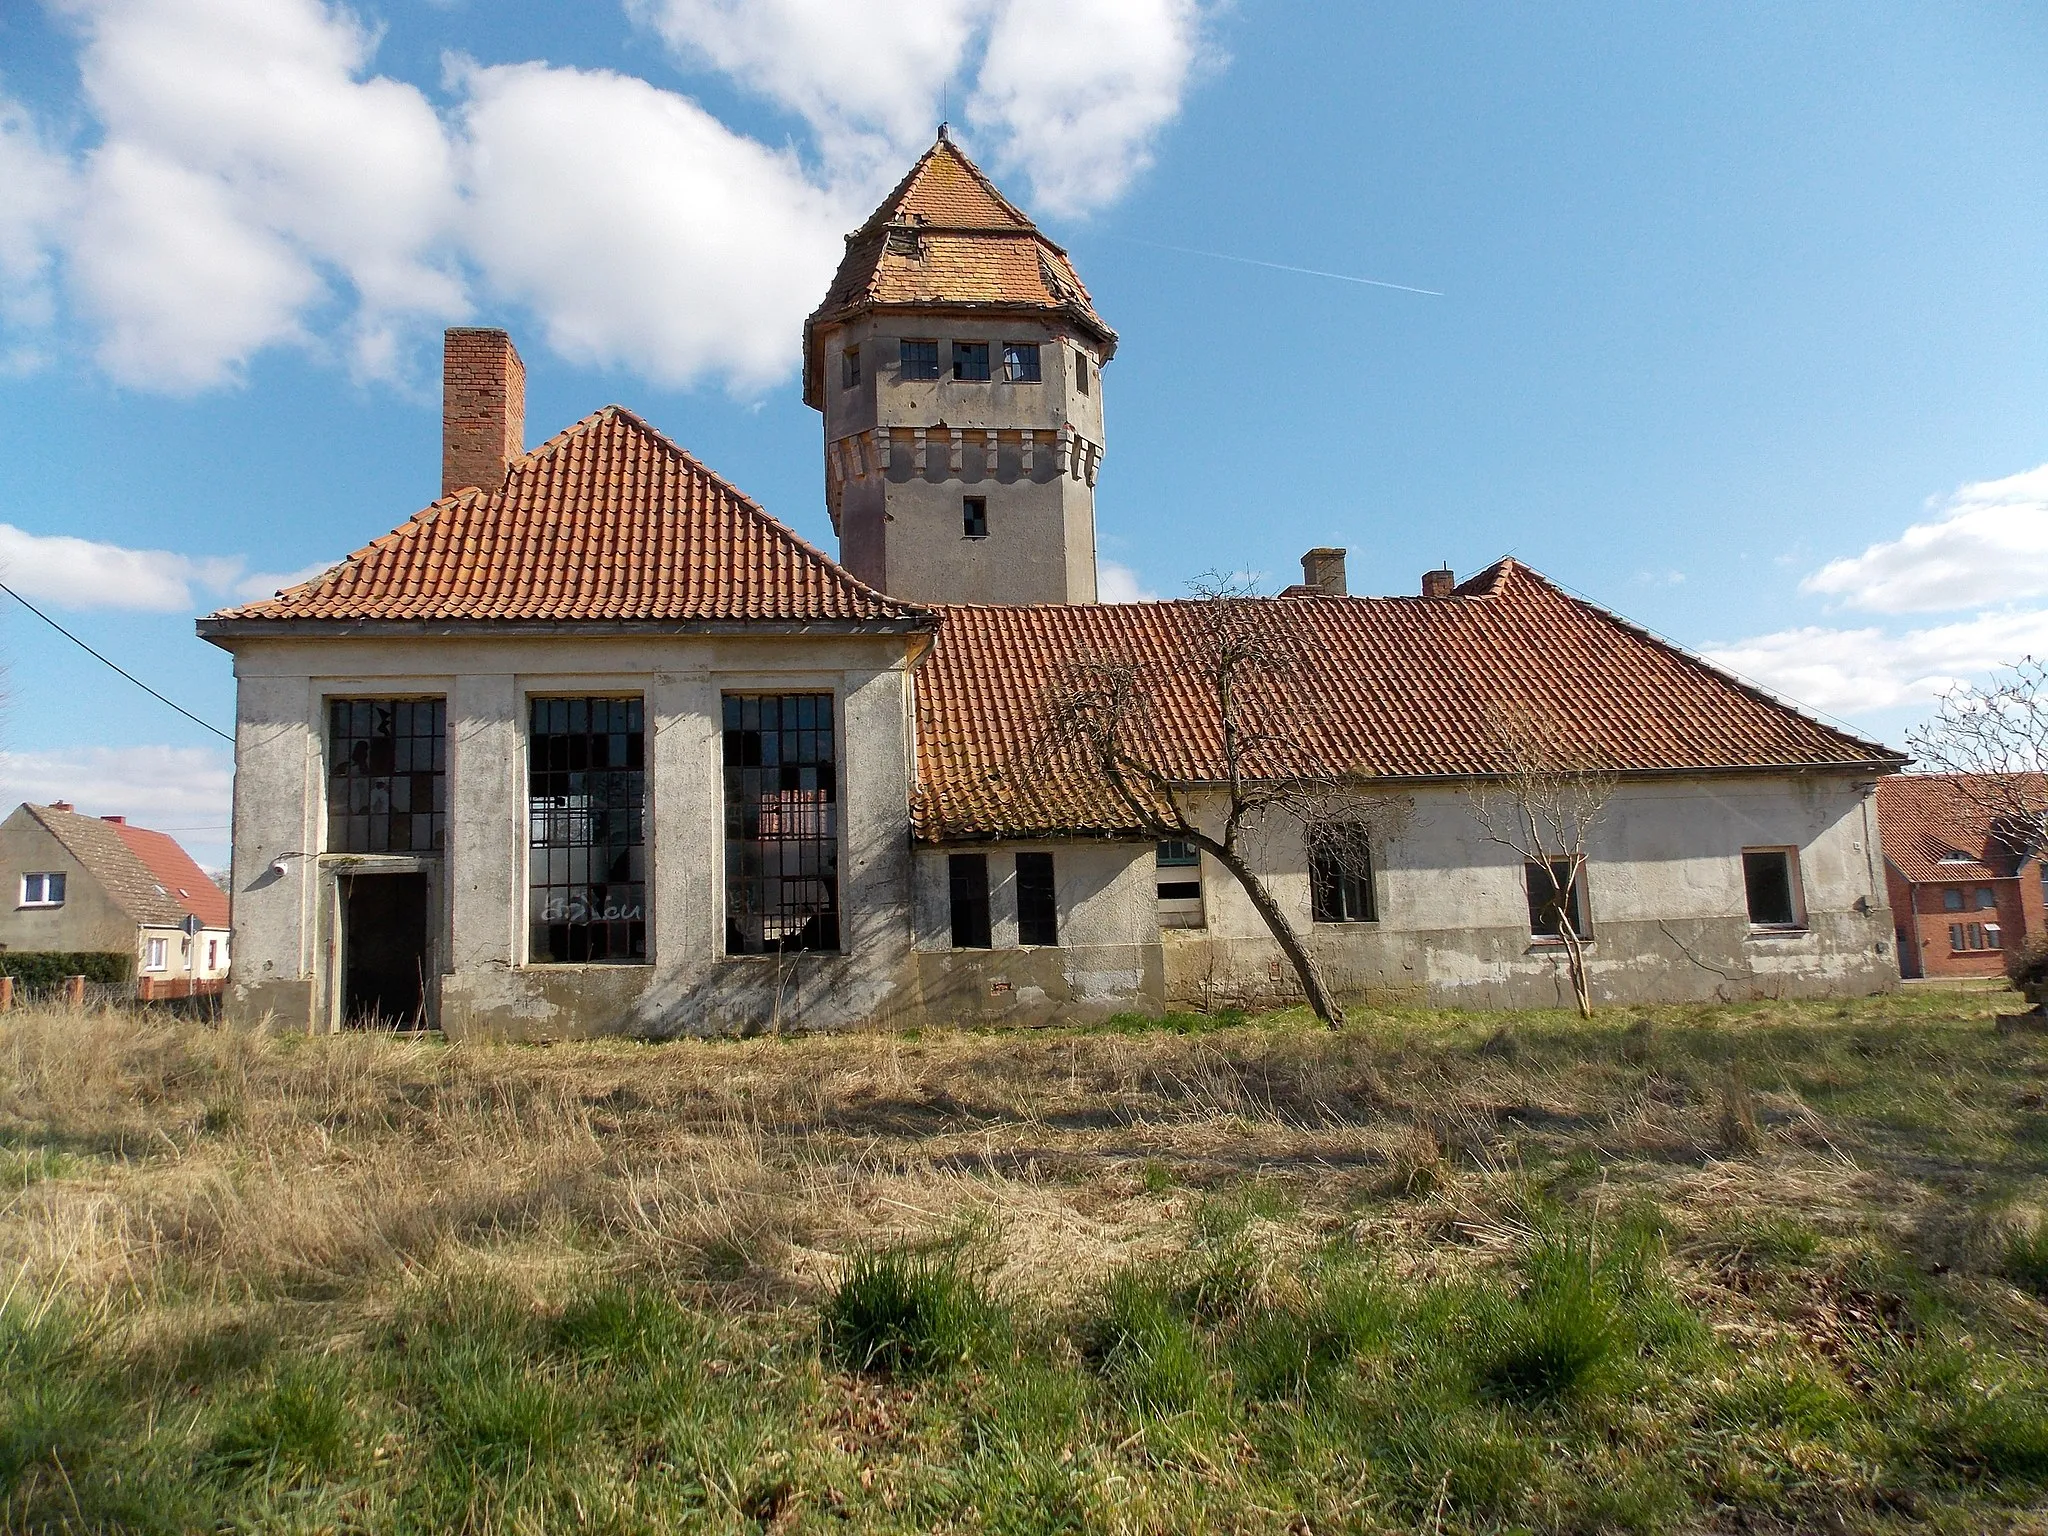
xmin=1001 ymin=342 xmax=1041 ymax=382
xmin=952 ymin=341 xmax=991 ymax=381
xmin=899 ymin=339 xmax=940 ymax=381
xmin=1525 ymin=858 xmax=1590 ymax=940
xmin=527 ymin=695 xmax=648 ymax=966
xmin=326 ymin=697 xmax=448 ymax=855
xmin=723 ymin=693 xmax=841 ymax=956
xmin=20 ymin=872 xmax=65 ymax=908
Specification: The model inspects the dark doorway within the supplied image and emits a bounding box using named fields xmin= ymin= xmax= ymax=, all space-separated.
xmin=343 ymin=872 xmax=431 ymax=1030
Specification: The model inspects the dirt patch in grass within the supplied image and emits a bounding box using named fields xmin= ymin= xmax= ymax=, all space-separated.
xmin=4 ymin=991 xmax=2048 ymax=1530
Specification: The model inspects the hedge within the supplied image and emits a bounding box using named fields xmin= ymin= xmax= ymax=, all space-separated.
xmin=0 ymin=952 xmax=133 ymax=988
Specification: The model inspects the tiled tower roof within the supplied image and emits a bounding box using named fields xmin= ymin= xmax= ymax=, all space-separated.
xmin=802 ymin=131 xmax=1114 ymax=406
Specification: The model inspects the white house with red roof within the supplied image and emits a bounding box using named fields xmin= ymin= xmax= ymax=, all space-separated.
xmin=198 ymin=135 xmax=1903 ymax=1036
xmin=0 ymin=802 xmax=231 ymax=995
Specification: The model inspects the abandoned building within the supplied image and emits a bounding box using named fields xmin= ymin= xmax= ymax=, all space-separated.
xmin=0 ymin=801 xmax=232 ymax=997
xmin=199 ymin=132 xmax=1905 ymax=1036
xmin=1876 ymin=773 xmax=2047 ymax=980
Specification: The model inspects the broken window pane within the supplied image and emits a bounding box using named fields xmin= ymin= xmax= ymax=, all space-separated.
xmin=328 ymin=698 xmax=446 ymax=854
xmin=724 ymin=694 xmax=840 ymax=954
xmin=529 ymin=696 xmax=646 ymax=964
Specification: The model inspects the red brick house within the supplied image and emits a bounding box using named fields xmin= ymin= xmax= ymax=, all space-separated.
xmin=1876 ymin=774 xmax=2048 ymax=979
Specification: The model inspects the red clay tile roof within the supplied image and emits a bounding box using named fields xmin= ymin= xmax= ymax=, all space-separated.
xmin=803 ymin=134 xmax=1113 ymax=405
xmin=913 ymin=559 xmax=1901 ymax=841
xmin=201 ymin=407 xmax=925 ymax=628
xmin=1876 ymin=773 xmax=2047 ymax=884
xmin=28 ymin=806 xmax=227 ymax=928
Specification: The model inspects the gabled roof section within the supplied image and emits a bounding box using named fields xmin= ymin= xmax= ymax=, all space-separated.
xmin=1876 ymin=773 xmax=2047 ymax=884
xmin=26 ymin=805 xmax=226 ymax=928
xmin=803 ymin=132 xmax=1114 ymax=405
xmin=913 ymin=559 xmax=1902 ymax=841
xmin=201 ymin=407 xmax=928 ymax=630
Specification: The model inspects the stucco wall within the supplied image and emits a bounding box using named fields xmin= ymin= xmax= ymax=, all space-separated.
xmin=0 ymin=810 xmax=136 ymax=955
xmin=220 ymin=631 xmax=925 ymax=1039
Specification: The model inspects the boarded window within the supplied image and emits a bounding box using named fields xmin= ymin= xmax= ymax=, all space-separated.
xmin=1526 ymin=859 xmax=1588 ymax=939
xmin=900 ymin=339 xmax=940 ymax=380
xmin=529 ymin=698 xmax=646 ymax=964
xmin=963 ymin=496 xmax=988 ymax=537
xmin=1742 ymin=849 xmax=1799 ymax=927
xmin=328 ymin=699 xmax=446 ymax=854
xmin=953 ymin=341 xmax=991 ymax=381
xmin=724 ymin=694 xmax=840 ymax=954
xmin=1016 ymin=852 xmax=1058 ymax=947
xmin=1311 ymin=841 xmax=1376 ymax=923
xmin=1002 ymin=342 xmax=1040 ymax=382
xmin=949 ymin=853 xmax=992 ymax=949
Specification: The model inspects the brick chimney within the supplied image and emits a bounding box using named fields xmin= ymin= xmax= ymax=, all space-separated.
xmin=442 ymin=328 xmax=525 ymax=497
xmin=1300 ymin=547 xmax=1347 ymax=596
xmin=101 ymin=815 xmax=125 ymax=824
xmin=49 ymin=800 xmax=73 ymax=812
xmin=1422 ymin=566 xmax=1456 ymax=599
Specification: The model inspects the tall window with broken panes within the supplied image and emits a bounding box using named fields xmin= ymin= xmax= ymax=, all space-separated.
xmin=327 ymin=699 xmax=446 ymax=853
xmin=723 ymin=694 xmax=840 ymax=954
xmin=528 ymin=698 xmax=646 ymax=964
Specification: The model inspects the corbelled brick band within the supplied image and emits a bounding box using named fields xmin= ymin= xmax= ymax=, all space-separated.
xmin=442 ymin=328 xmax=526 ymax=497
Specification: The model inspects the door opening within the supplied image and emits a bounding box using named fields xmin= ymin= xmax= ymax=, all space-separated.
xmin=342 ymin=871 xmax=431 ymax=1030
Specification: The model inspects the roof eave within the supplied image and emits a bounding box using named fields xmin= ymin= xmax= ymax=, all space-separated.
xmin=198 ymin=614 xmax=937 ymax=646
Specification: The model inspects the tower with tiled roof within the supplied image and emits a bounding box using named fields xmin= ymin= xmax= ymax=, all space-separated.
xmin=804 ymin=129 xmax=1116 ymax=605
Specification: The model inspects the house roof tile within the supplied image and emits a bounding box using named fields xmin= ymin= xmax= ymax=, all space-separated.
xmin=28 ymin=806 xmax=226 ymax=929
xmin=201 ymin=407 xmax=926 ymax=629
xmin=912 ymin=559 xmax=1901 ymax=841
xmin=1875 ymin=772 xmax=2046 ymax=884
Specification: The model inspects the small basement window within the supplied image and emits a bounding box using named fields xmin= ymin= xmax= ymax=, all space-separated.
xmin=900 ymin=339 xmax=940 ymax=380
xmin=963 ymin=496 xmax=988 ymax=538
xmin=953 ymin=341 xmax=990 ymax=381
xmin=1742 ymin=848 xmax=1802 ymax=929
xmin=1526 ymin=859 xmax=1589 ymax=939
xmin=841 ymin=345 xmax=860 ymax=388
xmin=949 ymin=853 xmax=992 ymax=949
xmin=1002 ymin=342 xmax=1040 ymax=382
xmin=20 ymin=872 xmax=65 ymax=907
xmin=1016 ymin=852 xmax=1058 ymax=947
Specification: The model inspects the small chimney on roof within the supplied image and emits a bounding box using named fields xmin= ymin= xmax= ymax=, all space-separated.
xmin=1422 ymin=566 xmax=1456 ymax=599
xmin=49 ymin=800 xmax=73 ymax=812
xmin=1300 ymin=547 xmax=1347 ymax=596
xmin=442 ymin=328 xmax=526 ymax=498
xmin=101 ymin=815 xmax=125 ymax=824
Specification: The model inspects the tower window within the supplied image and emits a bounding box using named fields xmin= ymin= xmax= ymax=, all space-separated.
xmin=841 ymin=345 xmax=860 ymax=388
xmin=963 ymin=497 xmax=987 ymax=538
xmin=1002 ymin=342 xmax=1040 ymax=382
xmin=1074 ymin=349 xmax=1090 ymax=393
xmin=953 ymin=341 xmax=990 ymax=381
xmin=900 ymin=339 xmax=940 ymax=380
xmin=1016 ymin=852 xmax=1059 ymax=947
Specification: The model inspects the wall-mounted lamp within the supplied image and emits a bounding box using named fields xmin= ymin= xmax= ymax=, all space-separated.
xmin=268 ymin=851 xmax=309 ymax=878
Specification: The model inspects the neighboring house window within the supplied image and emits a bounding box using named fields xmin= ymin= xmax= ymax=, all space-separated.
xmin=1157 ymin=841 xmax=1203 ymax=928
xmin=842 ymin=345 xmax=860 ymax=388
xmin=949 ymin=853 xmax=992 ymax=949
xmin=1977 ymin=887 xmax=1999 ymax=909
xmin=207 ymin=939 xmax=219 ymax=969
xmin=1016 ymin=852 xmax=1058 ymax=947
xmin=900 ymin=339 xmax=940 ymax=380
xmin=1074 ymin=350 xmax=1090 ymax=393
xmin=145 ymin=937 xmax=167 ymax=972
xmin=1002 ymin=342 xmax=1040 ymax=382
xmin=1951 ymin=922 xmax=2001 ymax=952
xmin=963 ymin=497 xmax=988 ymax=538
xmin=953 ymin=341 xmax=991 ymax=381
xmin=1526 ymin=859 xmax=1589 ymax=939
xmin=328 ymin=699 xmax=446 ymax=853
xmin=1742 ymin=848 xmax=1802 ymax=928
xmin=1311 ymin=842 xmax=1377 ymax=924
xmin=724 ymin=694 xmax=839 ymax=954
xmin=529 ymin=697 xmax=646 ymax=964
xmin=1942 ymin=888 xmax=1966 ymax=912
xmin=20 ymin=872 xmax=64 ymax=907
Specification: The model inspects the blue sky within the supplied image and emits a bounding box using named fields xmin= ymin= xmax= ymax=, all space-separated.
xmin=1 ymin=0 xmax=2044 ymax=870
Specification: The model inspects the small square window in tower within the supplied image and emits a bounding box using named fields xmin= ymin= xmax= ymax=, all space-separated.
xmin=953 ymin=341 xmax=990 ymax=381
xmin=1016 ymin=852 xmax=1058 ymax=947
xmin=900 ymin=339 xmax=939 ymax=380
xmin=1074 ymin=349 xmax=1090 ymax=393
xmin=1002 ymin=343 xmax=1040 ymax=382
xmin=962 ymin=497 xmax=987 ymax=538
xmin=841 ymin=345 xmax=860 ymax=388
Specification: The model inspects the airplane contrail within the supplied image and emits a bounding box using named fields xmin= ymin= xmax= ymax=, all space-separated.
xmin=1100 ymin=234 xmax=1443 ymax=296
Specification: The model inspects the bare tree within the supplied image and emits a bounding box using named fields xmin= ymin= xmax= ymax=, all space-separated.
xmin=1906 ymin=657 xmax=2048 ymax=857
xmin=1041 ymin=576 xmax=1400 ymax=1028
xmin=1466 ymin=708 xmax=1618 ymax=1018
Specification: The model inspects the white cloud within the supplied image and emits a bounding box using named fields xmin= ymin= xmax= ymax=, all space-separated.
xmin=456 ymin=61 xmax=853 ymax=393
xmin=0 ymin=94 xmax=77 ymax=338
xmin=0 ymin=523 xmax=325 ymax=612
xmin=1802 ymin=463 xmax=2048 ymax=615
xmin=0 ymin=745 xmax=233 ymax=869
xmin=972 ymin=0 xmax=1212 ymax=215
xmin=1098 ymin=560 xmax=1158 ymax=603
xmin=1705 ymin=607 xmax=2048 ymax=717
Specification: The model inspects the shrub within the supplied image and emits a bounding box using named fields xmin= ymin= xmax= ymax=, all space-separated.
xmin=2008 ymin=934 xmax=2048 ymax=991
xmin=0 ymin=951 xmax=131 ymax=988
xmin=821 ymin=1246 xmax=1003 ymax=1379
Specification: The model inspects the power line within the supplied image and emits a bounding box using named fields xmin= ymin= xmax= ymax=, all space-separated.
xmin=0 ymin=581 xmax=234 ymax=744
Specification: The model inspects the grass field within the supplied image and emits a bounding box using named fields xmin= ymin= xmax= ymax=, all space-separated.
xmin=4 ymin=990 xmax=2048 ymax=1533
